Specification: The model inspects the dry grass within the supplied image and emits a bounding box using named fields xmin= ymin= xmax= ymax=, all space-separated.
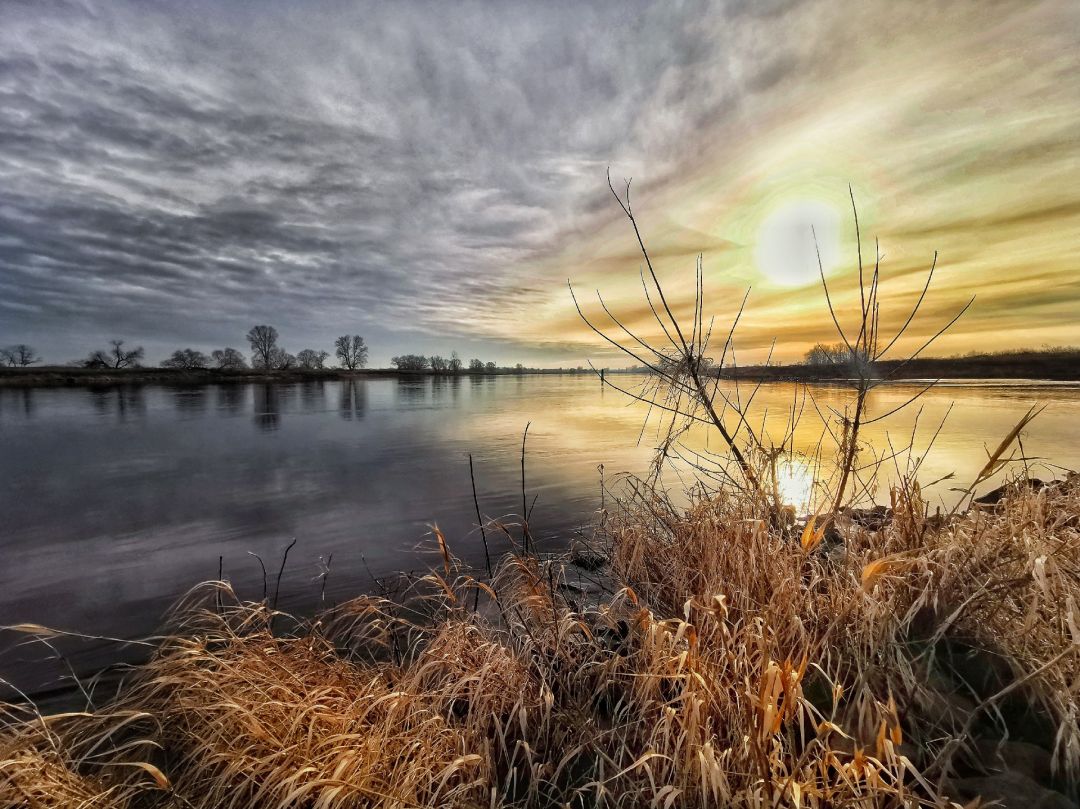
xmin=1 ymin=735 xmax=120 ymax=808
xmin=0 ymin=706 xmax=165 ymax=808
xmin=119 ymin=599 xmax=489 ymax=808
xmin=2 ymin=475 xmax=1078 ymax=808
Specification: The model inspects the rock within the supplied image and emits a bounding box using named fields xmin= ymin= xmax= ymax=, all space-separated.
xmin=912 ymin=682 xmax=981 ymax=735
xmin=841 ymin=503 xmax=893 ymax=529
xmin=938 ymin=637 xmax=1015 ymax=702
xmin=973 ymin=479 xmax=1047 ymax=507
xmin=569 ymin=545 xmax=607 ymax=572
xmin=973 ymin=739 xmax=1055 ymax=786
xmin=948 ymin=771 xmax=1073 ymax=809
xmin=972 ymin=734 xmax=1054 ymax=786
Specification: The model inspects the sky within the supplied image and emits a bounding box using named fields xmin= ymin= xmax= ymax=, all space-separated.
xmin=0 ymin=0 xmax=1077 ymax=367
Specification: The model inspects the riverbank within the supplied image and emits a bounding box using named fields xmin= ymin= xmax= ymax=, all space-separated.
xmin=0 ymin=366 xmax=612 ymax=388
xmin=2 ymin=476 xmax=1076 ymax=808
xmin=722 ymin=348 xmax=1080 ymax=382
xmin=4 ymin=347 xmax=1078 ymax=388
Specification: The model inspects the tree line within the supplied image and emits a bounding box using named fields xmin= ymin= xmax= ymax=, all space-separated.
xmin=388 ymin=353 xmax=518 ymax=373
xmin=165 ymin=327 xmax=372 ymax=371
xmin=2 ymin=326 xmax=516 ymax=373
xmin=0 ymin=327 xmax=370 ymax=372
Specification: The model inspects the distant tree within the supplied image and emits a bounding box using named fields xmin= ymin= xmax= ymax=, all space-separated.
xmin=429 ymin=355 xmax=448 ymax=372
xmin=514 ymin=363 xmax=525 ymax=374
xmin=485 ymin=361 xmax=497 ymax=373
xmin=162 ymin=348 xmax=209 ymax=370
xmin=85 ymin=340 xmax=144 ymax=369
xmin=1 ymin=344 xmax=39 ymax=367
xmin=335 ymin=335 xmax=369 ymax=370
xmin=297 ymin=349 xmax=330 ymax=369
xmin=804 ymin=342 xmax=849 ymax=366
xmin=448 ymin=351 xmax=463 ymax=373
xmin=468 ymin=358 xmax=484 ymax=372
xmin=390 ymin=354 xmax=430 ymax=371
xmin=212 ymin=347 xmax=247 ymax=370
xmin=251 ymin=347 xmax=295 ymax=370
xmin=246 ymin=325 xmax=279 ymax=370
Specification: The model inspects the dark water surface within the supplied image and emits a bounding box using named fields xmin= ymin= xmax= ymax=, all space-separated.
xmin=2 ymin=375 xmax=1078 ymax=695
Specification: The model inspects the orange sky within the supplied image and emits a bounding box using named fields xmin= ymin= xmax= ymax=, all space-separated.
xmin=504 ymin=1 xmax=1080 ymax=365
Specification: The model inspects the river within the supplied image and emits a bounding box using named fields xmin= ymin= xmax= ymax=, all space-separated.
xmin=1 ymin=374 xmax=1078 ymax=697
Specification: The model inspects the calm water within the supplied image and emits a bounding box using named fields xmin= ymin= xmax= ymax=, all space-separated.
xmin=2 ymin=375 xmax=1079 ymax=695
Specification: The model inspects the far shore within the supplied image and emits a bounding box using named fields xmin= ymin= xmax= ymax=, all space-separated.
xmin=0 ymin=366 xmax=617 ymax=389
xmin=1 ymin=348 xmax=1078 ymax=388
xmin=721 ymin=348 xmax=1080 ymax=383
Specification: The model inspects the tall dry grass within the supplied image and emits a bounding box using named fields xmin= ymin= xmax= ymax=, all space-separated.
xmin=2 ymin=472 xmax=1077 ymax=808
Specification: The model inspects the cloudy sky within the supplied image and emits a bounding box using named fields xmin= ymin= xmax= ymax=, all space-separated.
xmin=0 ymin=0 xmax=1077 ymax=367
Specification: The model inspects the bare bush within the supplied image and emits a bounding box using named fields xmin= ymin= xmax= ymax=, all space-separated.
xmin=84 ymin=340 xmax=144 ymax=369
xmin=162 ymin=348 xmax=210 ymax=370
xmin=212 ymin=348 xmax=247 ymax=370
xmin=391 ymin=354 xmax=429 ymax=371
xmin=297 ymin=349 xmax=329 ymax=369
xmin=1 ymin=344 xmax=39 ymax=367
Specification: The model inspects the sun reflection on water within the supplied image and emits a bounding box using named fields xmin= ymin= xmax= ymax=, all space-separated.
xmin=774 ymin=457 xmax=816 ymax=515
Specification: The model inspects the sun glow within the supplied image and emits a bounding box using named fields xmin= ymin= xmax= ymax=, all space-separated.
xmin=774 ymin=457 xmax=816 ymax=514
xmin=754 ymin=199 xmax=841 ymax=288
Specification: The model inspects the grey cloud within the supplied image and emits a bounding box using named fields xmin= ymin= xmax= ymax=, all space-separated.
xmin=0 ymin=0 xmax=867 ymax=363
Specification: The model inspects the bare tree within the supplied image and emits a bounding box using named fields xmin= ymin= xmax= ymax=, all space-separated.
xmin=468 ymin=358 xmax=484 ymax=372
xmin=484 ymin=361 xmax=497 ymax=373
xmin=246 ymin=325 xmax=279 ymax=370
xmin=1 ymin=344 xmax=39 ymax=367
xmin=212 ymin=348 xmax=247 ymax=370
xmin=297 ymin=349 xmax=330 ymax=369
xmin=812 ymin=188 xmax=973 ymax=513
xmin=162 ymin=348 xmax=209 ymax=369
xmin=572 ymin=176 xmax=972 ymax=519
xmin=571 ymin=173 xmax=775 ymax=499
xmin=85 ymin=340 xmax=144 ymax=369
xmin=429 ymin=355 xmax=449 ymax=372
xmin=334 ymin=335 xmax=368 ymax=370
xmin=449 ymin=350 xmax=463 ymax=373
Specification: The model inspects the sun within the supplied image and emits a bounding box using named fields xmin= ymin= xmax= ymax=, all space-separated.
xmin=754 ymin=199 xmax=842 ymax=287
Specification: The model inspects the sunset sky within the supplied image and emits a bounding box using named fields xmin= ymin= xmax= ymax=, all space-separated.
xmin=1 ymin=0 xmax=1077 ymax=367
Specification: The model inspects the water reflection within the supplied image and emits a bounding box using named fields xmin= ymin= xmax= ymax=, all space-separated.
xmin=254 ymin=384 xmax=280 ymax=431
xmin=774 ymin=457 xmax=815 ymax=513
xmin=87 ymin=387 xmax=145 ymax=421
xmin=298 ymin=379 xmax=326 ymax=413
xmin=15 ymin=388 xmax=34 ymax=417
xmin=469 ymin=373 xmax=497 ymax=401
xmin=395 ymin=377 xmax=428 ymax=406
xmin=431 ymin=374 xmax=461 ymax=404
xmin=339 ymin=379 xmax=366 ymax=420
xmin=171 ymin=386 xmax=207 ymax=416
xmin=215 ymin=384 xmax=246 ymax=415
